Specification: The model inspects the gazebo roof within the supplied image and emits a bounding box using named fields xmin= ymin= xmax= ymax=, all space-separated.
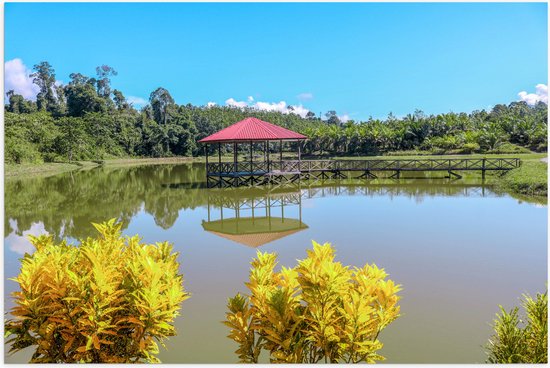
xmin=198 ymin=117 xmax=307 ymax=143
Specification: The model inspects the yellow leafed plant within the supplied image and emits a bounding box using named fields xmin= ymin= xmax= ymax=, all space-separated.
xmin=224 ymin=241 xmax=401 ymax=363
xmin=4 ymin=219 xmax=189 ymax=363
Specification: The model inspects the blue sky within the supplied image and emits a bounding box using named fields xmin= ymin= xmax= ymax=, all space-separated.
xmin=4 ymin=2 xmax=548 ymax=120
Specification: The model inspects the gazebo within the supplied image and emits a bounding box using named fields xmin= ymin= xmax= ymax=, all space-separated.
xmin=199 ymin=117 xmax=307 ymax=188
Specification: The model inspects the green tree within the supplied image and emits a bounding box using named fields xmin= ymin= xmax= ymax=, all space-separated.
xmin=325 ymin=110 xmax=341 ymax=125
xmin=113 ymin=89 xmax=130 ymax=110
xmin=65 ymin=72 xmax=109 ymax=117
xmin=95 ymin=65 xmax=118 ymax=98
xmin=5 ymin=90 xmax=36 ymax=114
xmin=54 ymin=117 xmax=89 ymax=161
xmin=150 ymin=87 xmax=175 ymax=125
xmin=31 ymin=61 xmax=57 ymax=113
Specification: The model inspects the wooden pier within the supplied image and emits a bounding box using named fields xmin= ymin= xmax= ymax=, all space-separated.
xmin=206 ymin=157 xmax=521 ymax=188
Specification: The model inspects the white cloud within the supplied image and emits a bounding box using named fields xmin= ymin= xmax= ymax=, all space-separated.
xmin=290 ymin=105 xmax=311 ymax=118
xmin=254 ymin=100 xmax=289 ymax=113
xmin=297 ymin=92 xmax=313 ymax=101
xmin=338 ymin=114 xmax=350 ymax=123
xmin=224 ymin=97 xmax=312 ymax=118
xmin=5 ymin=220 xmax=49 ymax=255
xmin=225 ymin=97 xmax=248 ymax=108
xmin=206 ymin=101 xmax=217 ymax=107
xmin=127 ymin=96 xmax=147 ymax=107
xmin=4 ymin=58 xmax=40 ymax=100
xmin=518 ymin=84 xmax=548 ymax=105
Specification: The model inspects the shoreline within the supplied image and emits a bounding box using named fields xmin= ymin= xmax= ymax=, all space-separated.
xmin=5 ymin=153 xmax=547 ymax=200
xmin=4 ymin=157 xmax=202 ymax=180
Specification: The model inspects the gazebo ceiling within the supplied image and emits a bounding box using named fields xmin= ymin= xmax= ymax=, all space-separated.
xmin=198 ymin=117 xmax=307 ymax=143
xmin=202 ymin=216 xmax=308 ymax=248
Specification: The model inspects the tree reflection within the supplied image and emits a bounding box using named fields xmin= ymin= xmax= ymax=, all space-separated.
xmin=6 ymin=163 xmax=534 ymax=241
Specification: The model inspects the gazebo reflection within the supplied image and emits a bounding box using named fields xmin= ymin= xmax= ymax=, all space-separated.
xmin=202 ymin=189 xmax=308 ymax=248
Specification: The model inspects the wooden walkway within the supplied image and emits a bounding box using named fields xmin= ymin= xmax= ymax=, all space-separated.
xmin=206 ymin=158 xmax=521 ymax=188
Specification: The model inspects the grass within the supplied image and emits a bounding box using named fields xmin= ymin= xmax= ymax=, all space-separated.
xmin=496 ymin=160 xmax=548 ymax=197
xmin=4 ymin=157 xmax=200 ymax=179
xmin=334 ymin=152 xmax=547 ymax=161
xmin=5 ymin=161 xmax=98 ymax=179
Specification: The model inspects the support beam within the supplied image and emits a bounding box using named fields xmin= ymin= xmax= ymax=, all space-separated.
xmin=267 ymin=141 xmax=270 ymax=172
xmin=250 ymin=141 xmax=253 ymax=171
xmin=448 ymin=170 xmax=462 ymax=179
xmin=233 ymin=142 xmax=237 ymax=172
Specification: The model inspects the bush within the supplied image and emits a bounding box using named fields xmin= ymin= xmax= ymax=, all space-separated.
xmin=486 ymin=291 xmax=547 ymax=363
xmin=4 ymin=219 xmax=189 ymax=363
xmin=224 ymin=241 xmax=401 ymax=363
xmin=487 ymin=142 xmax=532 ymax=154
xmin=422 ymin=135 xmax=463 ymax=151
xmin=5 ymin=139 xmax=43 ymax=164
xmin=385 ymin=150 xmax=434 ymax=156
xmin=460 ymin=142 xmax=480 ymax=154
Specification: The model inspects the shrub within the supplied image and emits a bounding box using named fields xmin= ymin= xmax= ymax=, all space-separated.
xmin=224 ymin=241 xmax=401 ymax=363
xmin=460 ymin=142 xmax=480 ymax=154
xmin=486 ymin=291 xmax=547 ymax=363
xmin=422 ymin=135 xmax=466 ymax=152
xmin=4 ymin=219 xmax=189 ymax=363
xmin=385 ymin=150 xmax=434 ymax=156
xmin=487 ymin=142 xmax=532 ymax=154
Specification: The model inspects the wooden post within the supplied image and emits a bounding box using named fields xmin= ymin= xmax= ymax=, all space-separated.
xmin=482 ymin=158 xmax=486 ymax=180
xmin=250 ymin=141 xmax=253 ymax=171
xmin=279 ymin=140 xmax=283 ymax=163
xmin=264 ymin=141 xmax=267 ymax=171
xmin=233 ymin=142 xmax=238 ymax=172
xmin=267 ymin=141 xmax=270 ymax=172
xmin=298 ymin=191 xmax=302 ymax=226
xmin=218 ymin=143 xmax=221 ymax=165
xmin=205 ymin=144 xmax=208 ymax=167
xmin=268 ymin=196 xmax=272 ymax=231
xmin=252 ymin=198 xmax=255 ymax=224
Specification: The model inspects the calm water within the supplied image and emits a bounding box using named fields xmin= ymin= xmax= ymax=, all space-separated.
xmin=4 ymin=163 xmax=547 ymax=363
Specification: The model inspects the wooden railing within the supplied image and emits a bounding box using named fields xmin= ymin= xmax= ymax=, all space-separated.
xmin=206 ymin=158 xmax=521 ymax=175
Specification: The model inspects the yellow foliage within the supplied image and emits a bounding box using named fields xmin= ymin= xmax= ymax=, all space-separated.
xmin=224 ymin=241 xmax=401 ymax=363
xmin=5 ymin=219 xmax=189 ymax=363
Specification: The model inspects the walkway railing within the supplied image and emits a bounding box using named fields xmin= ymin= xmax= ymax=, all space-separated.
xmin=206 ymin=157 xmax=521 ymax=175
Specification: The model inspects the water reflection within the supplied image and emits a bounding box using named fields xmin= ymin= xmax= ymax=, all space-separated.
xmin=202 ymin=189 xmax=307 ymax=247
xmin=4 ymin=163 xmax=547 ymax=364
xmin=5 ymin=163 xmax=544 ymax=243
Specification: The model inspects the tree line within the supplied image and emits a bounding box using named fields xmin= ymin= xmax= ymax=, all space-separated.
xmin=5 ymin=61 xmax=548 ymax=164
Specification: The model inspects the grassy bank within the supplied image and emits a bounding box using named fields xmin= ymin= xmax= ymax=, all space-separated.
xmin=496 ymin=160 xmax=548 ymax=197
xmin=334 ymin=152 xmax=547 ymax=161
xmin=5 ymin=161 xmax=98 ymax=179
xmin=5 ymin=157 xmax=201 ymax=179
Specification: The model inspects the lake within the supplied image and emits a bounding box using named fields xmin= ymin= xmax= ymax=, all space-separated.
xmin=4 ymin=163 xmax=547 ymax=363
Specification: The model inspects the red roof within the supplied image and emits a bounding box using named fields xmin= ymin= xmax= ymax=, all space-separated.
xmin=198 ymin=117 xmax=307 ymax=143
